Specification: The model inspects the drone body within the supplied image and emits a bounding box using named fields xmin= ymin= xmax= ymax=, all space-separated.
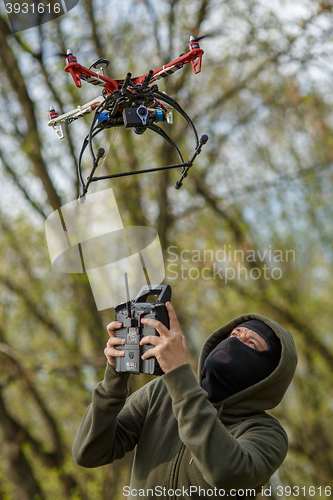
xmin=64 ymin=37 xmax=203 ymax=93
xmin=48 ymin=37 xmax=208 ymax=197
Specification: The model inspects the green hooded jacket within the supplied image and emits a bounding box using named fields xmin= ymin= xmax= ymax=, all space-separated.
xmin=72 ymin=313 xmax=297 ymax=499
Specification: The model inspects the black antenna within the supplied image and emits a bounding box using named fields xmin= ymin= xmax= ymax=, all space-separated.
xmin=124 ymin=272 xmax=132 ymax=318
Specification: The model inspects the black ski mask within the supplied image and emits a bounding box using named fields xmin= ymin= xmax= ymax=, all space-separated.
xmin=201 ymin=320 xmax=281 ymax=403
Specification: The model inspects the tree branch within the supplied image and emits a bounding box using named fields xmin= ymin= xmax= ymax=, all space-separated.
xmin=0 ymin=18 xmax=62 ymax=211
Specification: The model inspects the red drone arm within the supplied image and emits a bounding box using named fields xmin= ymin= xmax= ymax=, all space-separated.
xmin=131 ymin=40 xmax=204 ymax=85
xmin=65 ymin=59 xmax=119 ymax=93
xmin=64 ymin=40 xmax=204 ymax=94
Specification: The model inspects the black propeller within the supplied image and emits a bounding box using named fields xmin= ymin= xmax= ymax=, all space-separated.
xmin=191 ymin=27 xmax=229 ymax=43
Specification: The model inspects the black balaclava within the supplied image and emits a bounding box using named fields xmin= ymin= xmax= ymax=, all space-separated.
xmin=201 ymin=320 xmax=282 ymax=403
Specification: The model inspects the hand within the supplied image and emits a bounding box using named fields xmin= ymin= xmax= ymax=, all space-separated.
xmin=140 ymin=302 xmax=187 ymax=374
xmin=104 ymin=321 xmax=125 ymax=367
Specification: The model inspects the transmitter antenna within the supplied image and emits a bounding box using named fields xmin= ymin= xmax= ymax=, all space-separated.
xmin=124 ymin=272 xmax=132 ymax=318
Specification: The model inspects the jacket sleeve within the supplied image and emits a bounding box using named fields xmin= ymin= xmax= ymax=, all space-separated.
xmin=162 ymin=363 xmax=288 ymax=490
xmin=72 ymin=363 xmax=148 ymax=468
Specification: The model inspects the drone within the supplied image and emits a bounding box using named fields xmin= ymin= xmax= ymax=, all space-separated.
xmin=48 ymin=36 xmax=209 ymax=200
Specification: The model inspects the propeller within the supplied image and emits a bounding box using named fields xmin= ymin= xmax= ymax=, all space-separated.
xmin=190 ymin=26 xmax=229 ymax=43
xmin=192 ymin=34 xmax=209 ymax=42
xmin=55 ymin=49 xmax=73 ymax=58
xmin=55 ymin=52 xmax=69 ymax=58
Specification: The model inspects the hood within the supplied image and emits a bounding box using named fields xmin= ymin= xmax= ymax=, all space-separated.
xmin=198 ymin=313 xmax=298 ymax=416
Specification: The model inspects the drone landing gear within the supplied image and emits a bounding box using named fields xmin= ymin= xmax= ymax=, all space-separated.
xmin=174 ymin=134 xmax=209 ymax=189
xmin=78 ymin=132 xmax=208 ymax=202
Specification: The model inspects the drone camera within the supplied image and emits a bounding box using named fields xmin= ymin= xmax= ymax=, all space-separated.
xmin=123 ymin=106 xmax=167 ymax=132
xmin=136 ymin=105 xmax=149 ymax=125
xmin=123 ymin=106 xmax=149 ymax=128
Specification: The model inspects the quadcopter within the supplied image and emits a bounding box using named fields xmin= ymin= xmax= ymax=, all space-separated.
xmin=48 ymin=36 xmax=209 ymax=200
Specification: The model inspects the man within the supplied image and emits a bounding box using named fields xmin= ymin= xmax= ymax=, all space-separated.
xmin=73 ymin=302 xmax=297 ymax=499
